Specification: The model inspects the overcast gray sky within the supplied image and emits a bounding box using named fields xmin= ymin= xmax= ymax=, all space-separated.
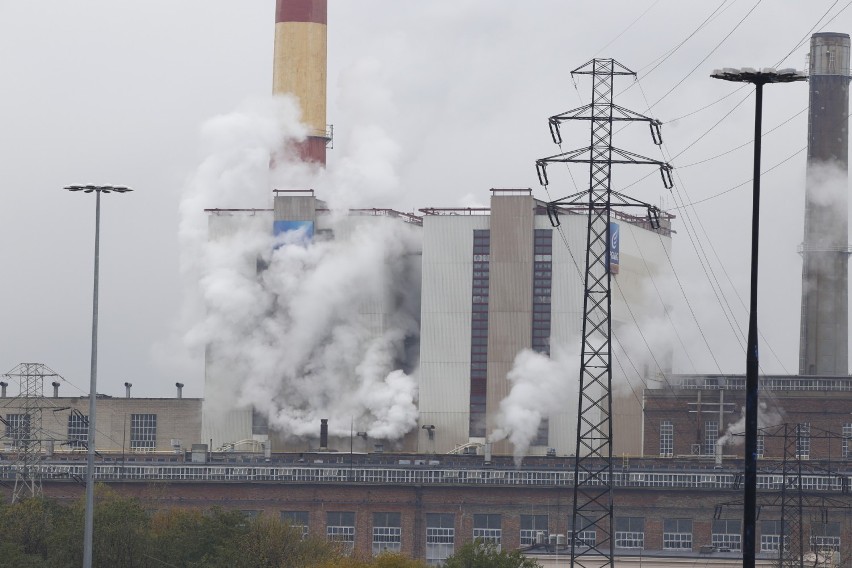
xmin=0 ymin=1 xmax=848 ymax=398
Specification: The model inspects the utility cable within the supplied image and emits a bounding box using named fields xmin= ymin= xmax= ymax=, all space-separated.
xmin=673 ymin=144 xmax=807 ymax=209
xmin=642 ymin=0 xmax=764 ymax=113
xmin=636 ymin=78 xmax=797 ymax=380
xmin=677 ymin=106 xmax=808 ymax=169
xmin=774 ymin=0 xmax=844 ymax=68
xmin=592 ymin=0 xmax=663 ymax=58
xmin=627 ymin=0 xmax=733 ymax=85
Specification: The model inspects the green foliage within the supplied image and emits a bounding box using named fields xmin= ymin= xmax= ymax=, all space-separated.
xmin=205 ymin=515 xmax=337 ymax=568
xmin=315 ymin=551 xmax=427 ymax=568
xmin=0 ymin=496 xmax=529 ymax=568
xmin=442 ymin=539 xmax=542 ymax=568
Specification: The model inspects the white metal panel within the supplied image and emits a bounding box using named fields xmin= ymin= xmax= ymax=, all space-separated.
xmin=201 ymin=407 xmax=252 ymax=450
xmin=420 ymin=312 xmax=472 ymax=363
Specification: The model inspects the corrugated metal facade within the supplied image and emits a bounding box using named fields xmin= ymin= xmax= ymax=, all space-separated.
xmin=203 ymin=195 xmax=672 ymax=458
xmin=417 ymin=195 xmax=673 ymax=457
xmin=418 ymin=215 xmax=489 ymax=453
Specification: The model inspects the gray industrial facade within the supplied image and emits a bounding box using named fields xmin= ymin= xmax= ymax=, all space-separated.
xmin=198 ymin=187 xmax=674 ymax=458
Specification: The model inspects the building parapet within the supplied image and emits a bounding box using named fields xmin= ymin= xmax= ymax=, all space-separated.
xmin=668 ymin=375 xmax=852 ymax=392
xmin=10 ymin=463 xmax=850 ymax=492
xmin=315 ymin=208 xmax=423 ymax=226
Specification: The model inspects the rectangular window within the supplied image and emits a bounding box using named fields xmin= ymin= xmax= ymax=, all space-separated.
xmin=796 ymin=423 xmax=810 ymax=460
xmin=67 ymin=412 xmax=88 ymax=449
xmin=469 ymin=230 xmax=490 ymax=438
xmin=615 ymin=517 xmax=645 ymax=549
xmin=761 ymin=520 xmax=786 ymax=553
xmin=520 ymin=514 xmax=548 ymax=546
xmin=660 ymin=420 xmax=673 ymax=457
xmin=663 ymin=518 xmax=692 ymax=550
xmin=473 ymin=514 xmax=501 ymax=551
xmin=281 ymin=511 xmax=309 ymax=539
xmin=757 ymin=433 xmax=765 ymax=459
xmin=426 ymin=513 xmax=454 ymax=565
xmin=712 ymin=519 xmax=742 ymax=551
xmin=4 ymin=414 xmax=30 ymax=446
xmin=570 ymin=515 xmax=597 ymax=548
xmin=844 ymin=423 xmax=852 ymax=459
xmin=327 ymin=511 xmax=355 ymax=555
xmin=130 ymin=414 xmax=157 ymax=451
xmin=372 ymin=512 xmax=401 ymax=555
xmin=530 ymin=229 xmax=552 ymax=446
xmin=705 ymin=420 xmax=719 ymax=456
xmin=810 ymin=522 xmax=841 ymax=552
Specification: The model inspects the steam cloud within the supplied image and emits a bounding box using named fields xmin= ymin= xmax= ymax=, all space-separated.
xmin=179 ymin=95 xmax=422 ymax=442
xmin=716 ymin=400 xmax=784 ymax=448
xmin=490 ymin=347 xmax=579 ymax=465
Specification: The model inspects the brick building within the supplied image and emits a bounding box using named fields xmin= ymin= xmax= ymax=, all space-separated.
xmin=6 ymin=453 xmax=851 ymax=566
xmin=644 ymin=375 xmax=852 ymax=461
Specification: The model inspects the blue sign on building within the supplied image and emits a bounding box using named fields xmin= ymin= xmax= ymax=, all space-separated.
xmin=273 ymin=220 xmax=314 ymax=247
xmin=609 ymin=222 xmax=620 ymax=274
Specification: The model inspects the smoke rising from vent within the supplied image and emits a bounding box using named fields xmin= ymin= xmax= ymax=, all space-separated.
xmin=716 ymin=401 xmax=784 ymax=448
xmin=490 ymin=347 xmax=579 ymax=465
xmin=178 ymin=95 xmax=421 ymax=442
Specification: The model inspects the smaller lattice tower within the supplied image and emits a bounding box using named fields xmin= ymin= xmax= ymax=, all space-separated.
xmin=1 ymin=363 xmax=60 ymax=502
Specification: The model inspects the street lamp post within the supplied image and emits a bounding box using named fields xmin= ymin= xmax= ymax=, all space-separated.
xmin=66 ymin=184 xmax=132 ymax=568
xmin=709 ymin=68 xmax=806 ymax=568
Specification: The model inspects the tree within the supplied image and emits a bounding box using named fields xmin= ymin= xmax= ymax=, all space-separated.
xmin=203 ymin=514 xmax=338 ymax=568
xmin=442 ymin=540 xmax=542 ymax=568
xmin=315 ymin=551 xmax=427 ymax=567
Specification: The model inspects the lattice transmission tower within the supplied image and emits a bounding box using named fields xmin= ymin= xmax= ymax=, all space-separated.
xmin=535 ymin=58 xmax=672 ymax=568
xmin=715 ymin=424 xmax=852 ymax=568
xmin=1 ymin=363 xmax=61 ymax=502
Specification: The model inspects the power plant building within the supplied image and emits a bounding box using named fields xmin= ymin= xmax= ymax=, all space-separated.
xmin=5 ymin=3 xmax=852 ymax=562
xmin=417 ymin=189 xmax=673 ymax=457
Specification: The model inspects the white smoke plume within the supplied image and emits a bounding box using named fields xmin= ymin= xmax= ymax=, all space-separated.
xmin=489 ymin=347 xmax=579 ymax=465
xmin=178 ymin=94 xmax=422 ymax=441
xmin=716 ymin=400 xmax=785 ymax=448
xmin=805 ymin=160 xmax=847 ymax=208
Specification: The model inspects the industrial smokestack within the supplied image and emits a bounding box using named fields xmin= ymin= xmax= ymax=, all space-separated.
xmin=273 ymin=0 xmax=329 ymax=165
xmin=52 ymin=381 xmax=60 ymax=398
xmin=176 ymin=382 xmax=184 ymax=399
xmin=799 ymin=32 xmax=851 ymax=376
xmin=1 ymin=381 xmax=7 ymax=398
xmin=124 ymin=382 xmax=132 ymax=398
xmin=320 ymin=418 xmax=329 ymax=450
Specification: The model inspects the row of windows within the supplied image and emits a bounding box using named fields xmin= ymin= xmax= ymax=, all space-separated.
xmin=276 ymin=511 xmax=841 ymax=558
xmin=469 ymin=231 xmax=490 ymax=440
xmin=5 ymin=413 xmax=158 ymax=451
xmin=661 ymin=420 xmax=829 ymax=460
xmin=20 ymin=464 xmax=849 ymax=490
xmin=531 ymin=232 xmax=552 ymax=447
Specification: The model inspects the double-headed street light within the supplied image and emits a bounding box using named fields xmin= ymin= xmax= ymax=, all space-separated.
xmin=709 ymin=68 xmax=806 ymax=568
xmin=66 ymin=184 xmax=132 ymax=568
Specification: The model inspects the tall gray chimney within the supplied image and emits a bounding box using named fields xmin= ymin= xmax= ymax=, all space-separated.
xmin=799 ymin=32 xmax=851 ymax=375
xmin=52 ymin=381 xmax=60 ymax=398
xmin=175 ymin=382 xmax=184 ymax=399
xmin=124 ymin=382 xmax=132 ymax=398
xmin=1 ymin=381 xmax=7 ymax=397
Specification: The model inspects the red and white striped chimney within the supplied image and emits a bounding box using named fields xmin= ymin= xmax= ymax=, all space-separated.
xmin=273 ymin=0 xmax=329 ymax=166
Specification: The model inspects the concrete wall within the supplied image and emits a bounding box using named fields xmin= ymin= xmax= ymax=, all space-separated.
xmin=0 ymin=396 xmax=201 ymax=453
xmin=486 ymin=195 xmax=535 ymax=455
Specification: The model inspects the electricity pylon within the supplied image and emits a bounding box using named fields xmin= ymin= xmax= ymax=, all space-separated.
xmin=535 ymin=58 xmax=673 ymax=568
xmin=1 ymin=363 xmax=61 ymax=502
